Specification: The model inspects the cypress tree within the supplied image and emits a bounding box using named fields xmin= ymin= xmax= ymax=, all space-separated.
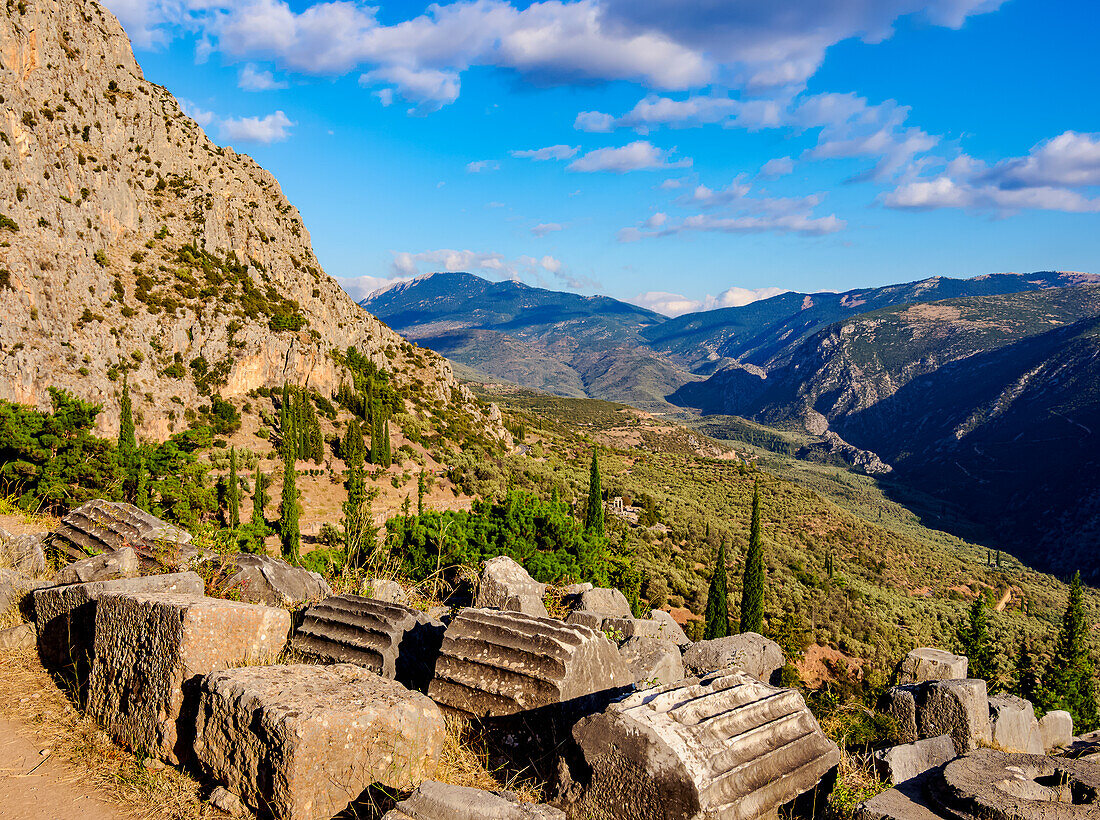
xmin=739 ymin=483 xmax=765 ymax=634
xmin=1014 ymin=637 xmax=1041 ymax=705
xmin=585 ymin=448 xmax=604 ymax=535
xmin=1048 ymin=572 xmax=1100 ymax=731
xmin=279 ymin=445 xmax=300 ymax=563
xmin=417 ymin=470 xmax=426 ymax=516
xmin=251 ymin=462 xmax=266 ymax=529
xmin=703 ymin=541 xmax=730 ymax=639
xmin=958 ymin=596 xmax=998 ymax=683
xmin=343 ymin=417 xmax=366 ymax=562
xmin=119 ymin=376 xmax=136 ymax=455
xmin=227 ymin=446 xmax=240 ymax=529
xmin=368 ymin=403 xmax=380 ymax=465
xmin=381 ymin=416 xmax=392 ymax=467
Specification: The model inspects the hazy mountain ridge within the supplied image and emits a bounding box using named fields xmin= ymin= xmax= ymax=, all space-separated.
xmin=0 ymin=0 xmax=506 ymax=443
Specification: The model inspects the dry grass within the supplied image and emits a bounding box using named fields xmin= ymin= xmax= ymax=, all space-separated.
xmin=0 ymin=648 xmax=213 ymax=820
xmin=821 ymin=749 xmax=890 ymax=819
xmin=434 ymin=715 xmax=544 ymax=803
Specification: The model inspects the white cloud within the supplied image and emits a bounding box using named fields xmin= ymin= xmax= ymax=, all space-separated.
xmin=631 ymin=285 xmax=788 ymax=317
xmin=659 ymin=178 xmax=687 ymax=189
xmin=359 ymin=66 xmax=460 ymax=113
xmin=511 ymin=144 xmax=579 ymax=160
xmin=759 ymin=156 xmax=794 ymax=178
xmin=532 ymin=222 xmax=564 ymax=236
xmin=568 ymin=141 xmax=691 ymax=173
xmin=389 ymin=248 xmax=565 ymax=281
xmin=884 ymin=131 xmax=1100 ymax=214
xmin=574 ymin=111 xmax=616 ymax=132
xmin=466 ymin=159 xmax=501 ymax=173
xmin=238 ymin=63 xmax=288 ymax=90
xmin=219 ymin=110 xmax=295 ymax=143
xmin=336 ymin=273 xmax=413 ymax=301
xmin=179 ymin=98 xmax=216 ymax=128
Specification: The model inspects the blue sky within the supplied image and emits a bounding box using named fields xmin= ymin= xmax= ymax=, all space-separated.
xmin=110 ymin=0 xmax=1099 ymax=315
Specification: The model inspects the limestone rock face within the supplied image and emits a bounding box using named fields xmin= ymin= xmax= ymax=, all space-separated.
xmin=1039 ymin=709 xmax=1073 ymax=751
xmin=576 ymin=588 xmax=632 ymax=619
xmin=52 ymin=500 xmax=191 ymax=560
xmin=682 ymin=633 xmax=785 ymax=683
xmin=203 ymin=553 xmax=329 ymax=608
xmin=0 ymin=531 xmax=47 ymax=576
xmin=382 ymin=780 xmax=566 ymax=820
xmin=572 ymin=671 xmax=840 ymax=820
xmin=873 ymin=735 xmax=956 ymax=786
xmin=194 ymin=663 xmax=446 ymax=820
xmin=33 ymin=570 xmax=204 ymax=678
xmin=475 ymin=556 xmax=547 ymax=615
xmin=987 ymin=694 xmax=1043 ymax=754
xmin=428 ymin=608 xmax=632 ymax=717
xmin=882 ymin=679 xmax=991 ymax=755
xmin=0 ymin=0 xmax=508 ymax=447
xmin=290 ymin=595 xmax=444 ymax=692
xmin=899 ymin=648 xmax=968 ymax=685
xmin=56 ymin=546 xmax=139 ymax=585
xmin=618 ymin=636 xmax=684 ymax=688
xmin=87 ymin=591 xmax=290 ymax=763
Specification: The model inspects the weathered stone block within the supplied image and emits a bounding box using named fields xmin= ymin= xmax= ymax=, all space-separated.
xmin=194 ymin=664 xmax=445 ymax=820
xmin=56 ymin=546 xmax=139 ymax=585
xmin=53 ymin=499 xmax=191 ymax=557
xmin=0 ymin=568 xmax=47 ymax=618
xmin=382 ymin=780 xmax=565 ymax=819
xmin=367 ymin=578 xmax=408 ymax=604
xmin=873 ymin=735 xmax=956 ymax=785
xmin=475 ymin=556 xmax=547 ymax=615
xmin=988 ymin=694 xmax=1043 ymax=754
xmin=649 ymin=609 xmax=691 ymax=647
xmin=0 ymin=622 xmax=36 ymax=650
xmin=428 ymin=608 xmax=632 ymax=717
xmin=290 ymin=594 xmax=444 ymax=691
xmin=576 ymin=587 xmax=631 ymax=619
xmin=920 ymin=679 xmax=990 ymax=755
xmin=682 ymin=632 xmax=785 ymax=683
xmin=619 ymin=636 xmax=684 ymax=687
xmin=572 ymin=671 xmax=840 ymax=820
xmin=899 ymin=648 xmax=968 ymax=684
xmin=33 ymin=571 xmax=204 ymax=677
xmin=203 ymin=553 xmax=330 ymax=608
xmin=880 ymin=685 xmax=920 ymax=744
xmin=1 ymin=532 xmax=47 ymax=576
xmin=602 ymin=616 xmax=685 ymax=644
xmin=1039 ymin=709 xmax=1073 ymax=751
xmin=565 ymin=610 xmax=602 ymax=630
xmin=87 ymin=592 xmax=290 ymax=763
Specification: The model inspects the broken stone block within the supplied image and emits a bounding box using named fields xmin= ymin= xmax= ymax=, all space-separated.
xmin=290 ymin=595 xmax=444 ymax=692
xmin=0 ymin=622 xmax=36 ymax=650
xmin=564 ymin=610 xmax=602 ymax=630
xmin=367 ymin=578 xmax=408 ymax=604
xmin=618 ymin=636 xmax=684 ymax=687
xmin=428 ymin=608 xmax=632 ymax=717
xmin=648 ymin=609 xmax=691 ymax=647
xmin=854 ymin=778 xmax=943 ymax=820
xmin=873 ymin=735 xmax=956 ymax=785
xmin=52 ymin=500 xmax=191 ymax=559
xmin=0 ymin=568 xmax=47 ymax=618
xmin=572 ymin=671 xmax=840 ymax=820
xmin=202 ymin=553 xmax=330 ymax=608
xmin=602 ymin=616 xmax=686 ymax=644
xmin=920 ymin=679 xmax=991 ymax=755
xmin=1 ymin=532 xmax=47 ymax=576
xmin=33 ymin=571 xmax=205 ymax=680
xmin=87 ymin=592 xmax=290 ymax=763
xmin=576 ymin=587 xmax=632 ymax=619
xmin=194 ymin=663 xmax=445 ymax=820
xmin=988 ymin=694 xmax=1043 ymax=754
xmin=880 ymin=685 xmax=920 ymax=744
xmin=382 ymin=780 xmax=565 ymax=820
xmin=56 ymin=546 xmax=140 ymax=585
xmin=475 ymin=556 xmax=547 ymax=616
xmin=899 ymin=648 xmax=968 ymax=684
xmin=682 ymin=632 xmax=785 ymax=683
xmin=1039 ymin=709 xmax=1073 ymax=751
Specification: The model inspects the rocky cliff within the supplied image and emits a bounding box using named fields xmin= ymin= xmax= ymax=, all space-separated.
xmin=0 ymin=0 xmax=507 ymax=444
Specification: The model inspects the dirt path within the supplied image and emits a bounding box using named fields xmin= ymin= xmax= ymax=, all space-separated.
xmin=0 ymin=717 xmax=136 ymax=820
xmin=994 ymin=587 xmax=1012 ymax=612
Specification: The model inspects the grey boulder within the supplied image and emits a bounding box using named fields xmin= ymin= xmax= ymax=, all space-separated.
xmin=898 ymin=648 xmax=968 ymax=684
xmin=576 ymin=587 xmax=632 ymax=619
xmin=682 ymin=632 xmax=785 ymax=683
xmin=882 ymin=679 xmax=991 ymax=755
xmin=873 ymin=735 xmax=956 ymax=785
xmin=366 ymin=578 xmax=408 ymax=604
xmin=56 ymin=546 xmax=140 ymax=585
xmin=618 ymin=636 xmax=684 ymax=688
xmin=988 ymin=694 xmax=1043 ymax=754
xmin=0 ymin=622 xmax=36 ymax=650
xmin=382 ymin=780 xmax=565 ymax=820
xmin=203 ymin=553 xmax=330 ymax=608
xmin=0 ymin=532 xmax=47 ymax=576
xmin=648 ymin=609 xmax=690 ymax=647
xmin=475 ymin=556 xmax=547 ymax=617
xmin=1039 ymin=709 xmax=1073 ymax=751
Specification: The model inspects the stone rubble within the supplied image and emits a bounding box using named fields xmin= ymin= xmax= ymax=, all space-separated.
xmin=575 ymin=587 xmax=632 ymax=619
xmin=56 ymin=546 xmax=140 ymax=585
xmin=200 ymin=553 xmax=330 ymax=608
xmin=682 ymin=632 xmax=785 ymax=683
xmin=873 ymin=735 xmax=956 ymax=786
xmin=1039 ymin=709 xmax=1074 ymax=751
xmin=898 ymin=648 xmax=968 ymax=684
xmin=617 ymin=636 xmax=684 ymax=688
xmin=382 ymin=780 xmax=566 ymax=820
xmin=987 ymin=694 xmax=1043 ymax=754
xmin=0 ymin=531 xmax=48 ymax=576
xmin=475 ymin=556 xmax=549 ymax=617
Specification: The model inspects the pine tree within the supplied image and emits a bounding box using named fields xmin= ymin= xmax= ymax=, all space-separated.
xmin=251 ymin=462 xmax=266 ymax=529
xmin=279 ymin=445 xmax=300 ymax=563
xmin=227 ymin=446 xmax=240 ymax=529
xmin=1014 ymin=637 xmax=1041 ymax=705
xmin=739 ymin=483 xmax=765 ymax=634
xmin=1047 ymin=572 xmax=1100 ymax=731
xmin=343 ymin=417 xmax=366 ymax=563
xmin=118 ymin=376 xmax=136 ymax=455
xmin=957 ymin=596 xmax=998 ymax=683
xmin=703 ymin=541 xmax=730 ymax=639
xmin=585 ymin=448 xmax=604 ymax=535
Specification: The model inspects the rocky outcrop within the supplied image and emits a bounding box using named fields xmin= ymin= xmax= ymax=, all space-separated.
xmin=572 ymin=671 xmax=840 ymax=820
xmin=87 ymin=592 xmax=290 ymax=763
xmin=682 ymin=632 xmax=785 ymax=683
xmin=382 ymin=781 xmax=565 ymax=820
xmin=194 ymin=664 xmax=445 ymax=820
xmin=898 ymin=648 xmax=968 ymax=684
xmin=202 ymin=553 xmax=329 ymax=608
xmin=427 ymin=608 xmax=632 ymax=717
xmin=290 ymin=595 xmax=444 ymax=691
xmin=0 ymin=0 xmax=508 ymax=447
xmin=475 ymin=556 xmax=548 ymax=617
xmin=52 ymin=500 xmax=191 ymax=561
